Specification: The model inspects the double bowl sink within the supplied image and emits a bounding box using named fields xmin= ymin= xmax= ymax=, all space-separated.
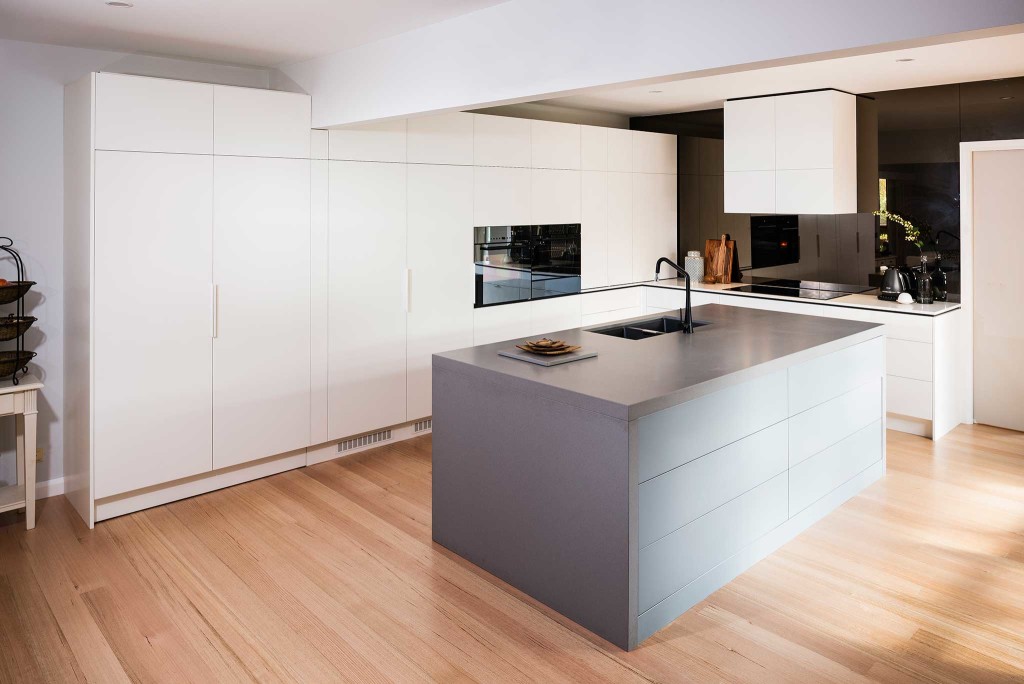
xmin=590 ymin=316 xmax=711 ymax=340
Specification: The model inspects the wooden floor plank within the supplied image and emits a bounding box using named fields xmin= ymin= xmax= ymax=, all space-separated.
xmin=1 ymin=425 xmax=1023 ymax=683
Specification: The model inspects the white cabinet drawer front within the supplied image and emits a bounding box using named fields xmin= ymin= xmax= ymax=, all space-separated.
xmin=718 ymin=294 xmax=819 ymax=316
xmin=530 ymin=296 xmax=582 ymax=337
xmin=878 ymin=313 xmax=932 ymax=343
xmin=582 ymin=288 xmax=642 ymax=314
xmin=473 ymin=302 xmax=532 ymax=346
xmin=887 ymin=376 xmax=932 ymax=419
xmin=790 ymin=420 xmax=882 ymax=515
xmin=639 ymin=421 xmax=788 ymax=548
xmin=95 ymin=73 xmax=213 ymax=154
xmin=213 ymin=86 xmax=310 ymax=158
xmin=788 ymin=336 xmax=884 ymax=415
xmin=644 ymin=287 xmax=718 ymax=311
xmin=887 ymin=339 xmax=932 ymax=381
xmin=724 ymin=170 xmax=775 ymax=213
xmin=638 ymin=370 xmax=787 ymax=482
xmin=789 ymin=380 xmax=882 ymax=467
xmin=639 ymin=473 xmax=788 ymax=613
xmin=581 ymin=307 xmax=643 ymax=327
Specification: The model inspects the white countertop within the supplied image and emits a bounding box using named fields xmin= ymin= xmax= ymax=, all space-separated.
xmin=586 ymin=279 xmax=961 ymax=317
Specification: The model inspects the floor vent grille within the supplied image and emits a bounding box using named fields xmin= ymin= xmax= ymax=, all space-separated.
xmin=338 ymin=429 xmax=392 ymax=452
xmin=414 ymin=419 xmax=432 ymax=433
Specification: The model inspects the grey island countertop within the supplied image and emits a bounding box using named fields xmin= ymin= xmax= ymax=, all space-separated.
xmin=434 ymin=303 xmax=884 ymax=421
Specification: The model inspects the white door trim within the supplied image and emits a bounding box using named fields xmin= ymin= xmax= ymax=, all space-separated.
xmin=959 ymin=139 xmax=1024 ymax=425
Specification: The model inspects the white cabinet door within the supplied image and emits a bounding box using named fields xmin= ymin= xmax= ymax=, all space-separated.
xmin=95 ymin=73 xmax=213 ymax=154
xmin=213 ymin=157 xmax=311 ymax=469
xmin=632 ymin=173 xmax=677 ymax=283
xmin=608 ymin=129 xmax=633 ymax=172
xmin=473 ymin=302 xmax=532 ymax=345
xmin=213 ymin=86 xmax=311 ymax=158
xmin=474 ymin=114 xmax=531 ymax=167
xmin=633 ymin=131 xmax=677 ymax=174
xmin=531 ymin=169 xmax=581 ymax=224
xmin=408 ymin=112 xmax=474 ymax=165
xmin=310 ymin=159 xmax=329 ymax=445
xmin=531 ymin=120 xmax=582 ymax=170
xmin=774 ymin=90 xmax=836 ymax=170
xmin=329 ymin=120 xmax=407 ymax=162
xmin=607 ymin=172 xmax=634 ymax=285
xmin=474 ymin=166 xmax=530 ymax=226
xmin=724 ymin=171 xmax=775 ymax=213
xmin=329 ymin=161 xmax=408 ymax=439
xmin=531 ymin=296 xmax=582 ymax=336
xmin=407 ymin=164 xmax=474 ymax=420
xmin=724 ymin=97 xmax=775 ymax=171
xmin=93 ymin=151 xmax=213 ymax=498
xmin=581 ymin=171 xmax=609 ymax=289
xmin=776 ymin=169 xmax=835 ymax=215
xmin=581 ymin=125 xmax=609 ymax=171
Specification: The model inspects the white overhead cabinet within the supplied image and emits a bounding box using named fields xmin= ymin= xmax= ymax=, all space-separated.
xmin=65 ymin=72 xmax=312 ymax=525
xmin=212 ymin=157 xmax=311 ymax=469
xmin=328 ymin=161 xmax=408 ymax=439
xmin=725 ymin=89 xmax=857 ymax=214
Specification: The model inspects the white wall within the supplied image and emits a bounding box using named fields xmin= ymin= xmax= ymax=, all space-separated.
xmin=281 ymin=0 xmax=1024 ymax=127
xmin=0 ymin=37 xmax=271 ymax=488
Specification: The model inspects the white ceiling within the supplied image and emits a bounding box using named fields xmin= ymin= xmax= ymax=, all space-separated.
xmin=540 ymin=30 xmax=1024 ymax=116
xmin=0 ymin=0 xmax=508 ymax=66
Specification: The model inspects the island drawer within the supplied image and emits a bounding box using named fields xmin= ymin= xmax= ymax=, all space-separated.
xmin=789 ymin=380 xmax=882 ymax=467
xmin=789 ymin=419 xmax=882 ymax=515
xmin=638 ymin=473 xmax=788 ymax=613
xmin=788 ymin=336 xmax=884 ymax=415
xmin=637 ymin=369 xmax=787 ymax=483
xmin=639 ymin=421 xmax=788 ymax=548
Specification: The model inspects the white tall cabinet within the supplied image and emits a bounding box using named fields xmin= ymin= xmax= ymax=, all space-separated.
xmin=65 ymin=73 xmax=312 ymax=526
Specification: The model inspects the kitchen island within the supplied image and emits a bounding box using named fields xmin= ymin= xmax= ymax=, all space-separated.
xmin=432 ymin=304 xmax=885 ymax=650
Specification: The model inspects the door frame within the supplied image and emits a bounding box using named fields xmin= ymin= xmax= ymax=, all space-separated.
xmin=958 ymin=139 xmax=1024 ymax=425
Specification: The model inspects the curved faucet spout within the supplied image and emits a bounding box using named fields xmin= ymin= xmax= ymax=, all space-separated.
xmin=653 ymin=257 xmax=694 ymax=333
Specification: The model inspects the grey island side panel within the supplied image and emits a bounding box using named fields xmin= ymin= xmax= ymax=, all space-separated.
xmin=431 ymin=362 xmax=636 ymax=649
xmin=433 ymin=304 xmax=884 ymax=421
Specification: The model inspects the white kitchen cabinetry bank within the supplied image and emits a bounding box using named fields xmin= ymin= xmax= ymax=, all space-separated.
xmin=64 ymin=73 xmax=312 ymax=527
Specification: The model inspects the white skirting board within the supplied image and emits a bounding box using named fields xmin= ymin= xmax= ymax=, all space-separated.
xmin=92 ymin=418 xmax=432 ymax=523
xmin=36 ymin=477 xmax=65 ymax=500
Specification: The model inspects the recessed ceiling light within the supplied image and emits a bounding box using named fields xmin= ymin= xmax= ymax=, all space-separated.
xmin=895 ymin=58 xmax=915 ymax=63
xmin=1001 ymin=96 xmax=1015 ymax=100
xmin=105 ymin=1 xmax=133 ymax=6
xmin=649 ymin=90 xmax=663 ymax=94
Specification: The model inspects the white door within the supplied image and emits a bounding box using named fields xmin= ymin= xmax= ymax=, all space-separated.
xmin=581 ymin=171 xmax=609 ymax=288
xmin=93 ymin=151 xmax=213 ymax=498
xmin=213 ymin=85 xmax=311 ymax=158
xmin=329 ymin=161 xmax=408 ymax=438
xmin=607 ymin=172 xmax=634 ymax=285
xmin=407 ymin=164 xmax=474 ymax=420
xmin=633 ymin=173 xmax=677 ymax=282
xmin=213 ymin=156 xmax=311 ymax=469
xmin=973 ymin=149 xmax=1024 ymax=431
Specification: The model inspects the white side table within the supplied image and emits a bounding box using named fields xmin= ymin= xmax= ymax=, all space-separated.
xmin=0 ymin=374 xmax=42 ymax=529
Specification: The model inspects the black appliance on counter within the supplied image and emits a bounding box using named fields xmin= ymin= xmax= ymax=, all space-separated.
xmin=726 ymin=277 xmax=875 ymax=301
xmin=474 ymin=224 xmax=581 ymax=307
xmin=750 ymin=215 xmax=800 ymax=269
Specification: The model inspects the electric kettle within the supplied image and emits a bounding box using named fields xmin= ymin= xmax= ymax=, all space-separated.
xmin=879 ymin=266 xmax=913 ymax=300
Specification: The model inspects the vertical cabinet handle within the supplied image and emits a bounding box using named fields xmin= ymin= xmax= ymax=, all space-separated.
xmin=211 ymin=284 xmax=219 ymax=338
xmin=403 ymin=268 xmax=411 ymax=314
xmin=816 ymin=234 xmax=821 ymax=258
xmin=856 ymin=232 xmax=861 ymax=253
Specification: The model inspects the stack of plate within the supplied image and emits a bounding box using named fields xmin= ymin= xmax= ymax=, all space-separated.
xmin=515 ymin=338 xmax=582 ymax=356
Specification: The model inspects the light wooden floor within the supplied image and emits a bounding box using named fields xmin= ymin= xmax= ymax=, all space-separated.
xmin=2 ymin=425 xmax=1023 ymax=683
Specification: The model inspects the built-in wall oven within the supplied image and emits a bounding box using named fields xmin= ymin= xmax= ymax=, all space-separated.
xmin=750 ymin=215 xmax=800 ymax=269
xmin=474 ymin=224 xmax=581 ymax=307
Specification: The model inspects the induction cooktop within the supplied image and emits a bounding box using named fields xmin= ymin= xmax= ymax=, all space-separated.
xmin=725 ymin=278 xmax=875 ymax=301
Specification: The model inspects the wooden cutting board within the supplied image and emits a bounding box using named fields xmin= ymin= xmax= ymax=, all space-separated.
xmin=704 ymin=235 xmax=735 ymax=284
